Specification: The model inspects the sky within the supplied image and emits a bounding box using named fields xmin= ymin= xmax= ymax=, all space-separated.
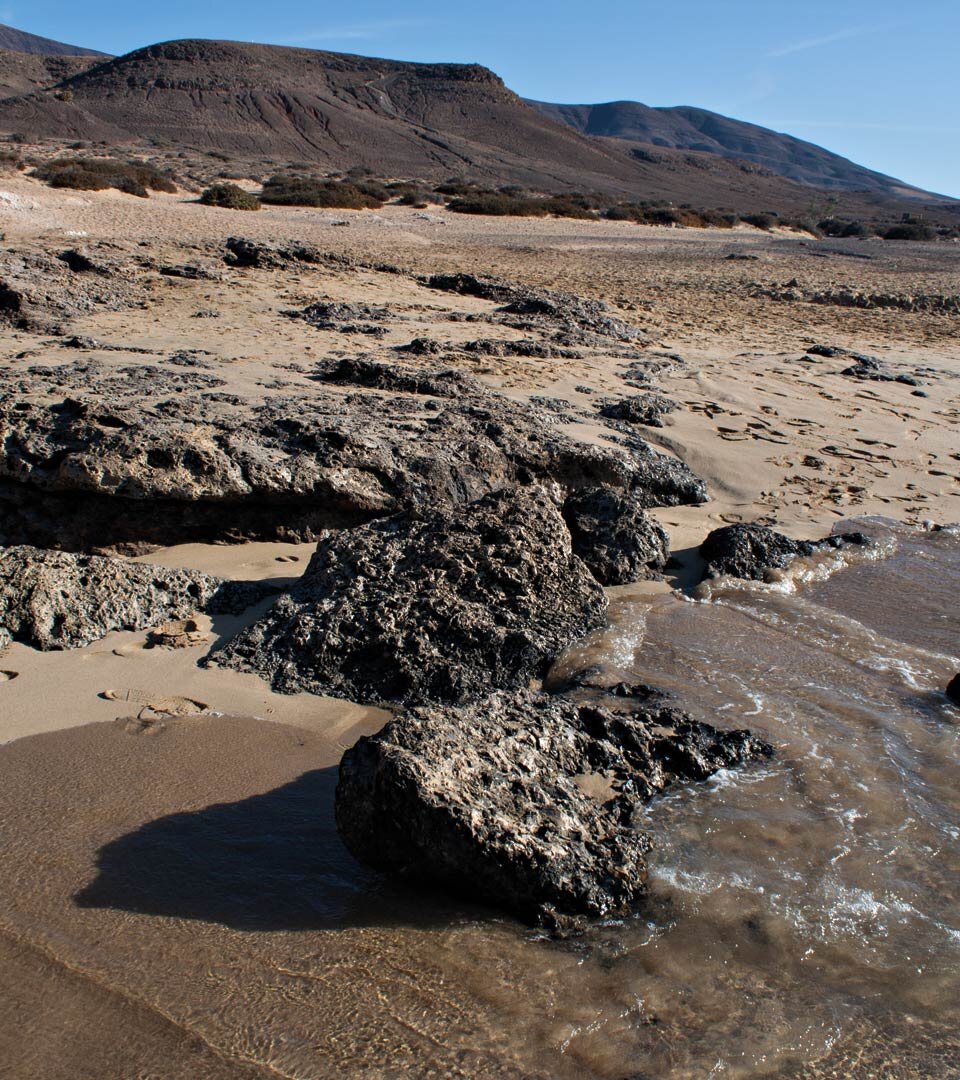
xmin=6 ymin=0 xmax=959 ymax=197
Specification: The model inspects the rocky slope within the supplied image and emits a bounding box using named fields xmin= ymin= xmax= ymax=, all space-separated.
xmin=529 ymin=99 xmax=935 ymax=197
xmin=0 ymin=23 xmax=107 ymax=58
xmin=1 ymin=36 xmax=951 ymax=216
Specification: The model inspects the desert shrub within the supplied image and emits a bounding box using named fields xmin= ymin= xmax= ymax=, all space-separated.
xmin=352 ymin=178 xmax=390 ymax=202
xmin=818 ymin=217 xmax=871 ymax=238
xmin=435 ymin=180 xmax=479 ymax=197
xmin=260 ymin=174 xmax=384 ymax=209
xmin=880 ymin=222 xmax=936 ymax=241
xmin=199 ymin=183 xmax=260 ymax=210
xmin=0 ymin=151 xmax=23 ymax=172
xmin=31 ymin=157 xmax=177 ymax=197
xmin=740 ymin=212 xmax=778 ymax=231
xmin=447 ymin=191 xmax=598 ymax=219
xmin=698 ymin=208 xmax=738 ymax=229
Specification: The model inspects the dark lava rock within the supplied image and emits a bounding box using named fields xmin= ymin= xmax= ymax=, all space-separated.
xmin=699 ymin=523 xmax=870 ymax=582
xmin=211 ymin=487 xmax=607 ymax=706
xmin=0 ymin=545 xmax=268 ymax=650
xmin=0 ymin=358 xmax=705 ymax=551
xmin=807 ymin=344 xmax=846 ymax=358
xmin=224 ymin=236 xmax=324 ymax=269
xmin=284 ymin=300 xmax=389 ymax=336
xmin=599 ymin=393 xmax=678 ymax=428
xmin=335 ymin=686 xmax=773 ymax=925
xmin=562 ymin=487 xmax=669 ymax=585
xmin=395 ymin=336 xmax=444 ymax=355
xmin=424 ymin=272 xmax=643 ymax=343
xmin=946 ymin=674 xmax=960 ymax=706
xmin=312 ymin=356 xmax=481 ymax=398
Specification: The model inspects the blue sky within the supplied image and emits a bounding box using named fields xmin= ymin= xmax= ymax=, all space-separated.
xmin=8 ymin=1 xmax=958 ymax=196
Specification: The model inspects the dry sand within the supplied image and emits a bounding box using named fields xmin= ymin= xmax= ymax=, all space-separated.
xmin=0 ymin=173 xmax=957 ymax=1078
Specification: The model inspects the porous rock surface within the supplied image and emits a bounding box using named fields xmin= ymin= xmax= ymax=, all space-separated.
xmin=0 ymin=545 xmax=267 ymax=649
xmin=699 ymin=522 xmax=870 ymax=582
xmin=599 ymin=392 xmax=678 ymax=428
xmin=211 ymin=487 xmax=608 ymax=706
xmin=562 ymin=487 xmax=669 ymax=585
xmin=335 ymin=686 xmax=773 ymax=925
xmin=0 ymin=357 xmax=706 ymax=551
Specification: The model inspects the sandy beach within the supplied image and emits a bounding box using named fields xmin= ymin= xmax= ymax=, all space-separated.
xmin=1 ymin=173 xmax=958 ymax=1078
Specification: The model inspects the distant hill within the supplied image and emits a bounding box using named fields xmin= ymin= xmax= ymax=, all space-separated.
xmin=529 ymin=99 xmax=931 ymax=198
xmin=0 ymin=36 xmax=953 ymax=220
xmin=0 ymin=22 xmax=108 ymax=57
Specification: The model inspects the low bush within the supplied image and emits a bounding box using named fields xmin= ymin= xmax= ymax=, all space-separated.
xmin=447 ymin=191 xmax=597 ymax=219
xmin=739 ymin=212 xmax=778 ymax=231
xmin=259 ymin=175 xmax=384 ymax=209
xmin=818 ymin=218 xmax=871 ymax=238
xmin=880 ymin=222 xmax=936 ymax=241
xmin=199 ymin=183 xmax=260 ymax=211
xmin=32 ymin=157 xmax=177 ymax=198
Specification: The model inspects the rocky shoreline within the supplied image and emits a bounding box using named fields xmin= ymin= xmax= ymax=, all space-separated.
xmin=4 ymin=230 xmax=943 ymax=928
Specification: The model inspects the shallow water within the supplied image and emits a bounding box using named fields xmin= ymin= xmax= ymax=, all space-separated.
xmin=0 ymin=519 xmax=957 ymax=1078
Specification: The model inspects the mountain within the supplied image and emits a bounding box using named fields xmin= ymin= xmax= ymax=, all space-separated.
xmin=0 ymin=23 xmax=108 ymax=57
xmin=0 ymin=37 xmax=952 ymax=218
xmin=0 ymin=50 xmax=99 ymax=98
xmin=528 ymin=99 xmax=928 ymax=197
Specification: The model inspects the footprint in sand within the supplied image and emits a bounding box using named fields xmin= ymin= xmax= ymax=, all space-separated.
xmin=117 ymin=709 xmax=168 ymax=737
xmin=0 ymin=670 xmax=19 ymax=683
xmin=101 ymin=689 xmax=208 ymax=716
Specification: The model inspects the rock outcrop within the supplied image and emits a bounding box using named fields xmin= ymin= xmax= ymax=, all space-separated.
xmin=599 ymin=393 xmax=677 ymax=428
xmin=211 ymin=488 xmax=607 ymax=706
xmin=424 ymin=272 xmax=646 ymax=344
xmin=562 ymin=487 xmax=669 ymax=585
xmin=0 ymin=545 xmax=267 ymax=650
xmin=946 ymin=674 xmax=960 ymax=706
xmin=699 ymin=522 xmax=870 ymax=582
xmin=0 ymin=357 xmax=706 ymax=551
xmin=335 ymin=686 xmax=773 ymax=925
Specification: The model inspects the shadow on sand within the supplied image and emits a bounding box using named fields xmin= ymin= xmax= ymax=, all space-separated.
xmin=75 ymin=765 xmax=479 ymax=932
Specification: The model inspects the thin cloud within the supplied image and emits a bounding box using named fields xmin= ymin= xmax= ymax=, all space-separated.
xmin=288 ymin=19 xmax=428 ymax=44
xmin=767 ymin=25 xmax=887 ymax=58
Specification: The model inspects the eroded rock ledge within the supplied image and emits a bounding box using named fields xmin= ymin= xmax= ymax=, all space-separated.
xmin=0 ymin=357 xmax=705 ymax=552
xmin=335 ymin=686 xmax=773 ymax=927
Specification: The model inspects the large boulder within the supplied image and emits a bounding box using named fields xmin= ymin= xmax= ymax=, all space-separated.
xmin=212 ymin=487 xmax=608 ymax=706
xmin=562 ymin=487 xmax=669 ymax=585
xmin=335 ymin=687 xmax=773 ymax=926
xmin=699 ymin=523 xmax=870 ymax=582
xmin=0 ymin=545 xmax=266 ymax=650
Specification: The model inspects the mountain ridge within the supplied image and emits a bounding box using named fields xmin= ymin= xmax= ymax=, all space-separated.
xmin=0 ymin=34 xmax=953 ymax=217
xmin=0 ymin=22 xmax=108 ymax=58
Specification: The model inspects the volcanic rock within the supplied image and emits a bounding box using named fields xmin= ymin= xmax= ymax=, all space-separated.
xmin=0 ymin=545 xmax=267 ymax=650
xmin=335 ymin=686 xmax=773 ymax=925
xmin=599 ymin=392 xmax=678 ymax=428
xmin=425 ymin=272 xmax=644 ymax=343
xmin=0 ymin=357 xmax=706 ymax=551
xmin=284 ymin=301 xmax=389 ymax=336
xmin=211 ymin=487 xmax=608 ymax=706
xmin=699 ymin=523 xmax=870 ymax=582
xmin=562 ymin=487 xmax=669 ymax=585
